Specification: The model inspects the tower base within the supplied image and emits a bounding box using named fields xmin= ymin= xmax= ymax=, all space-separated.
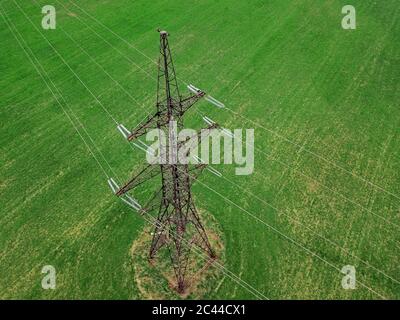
xmin=130 ymin=209 xmax=224 ymax=299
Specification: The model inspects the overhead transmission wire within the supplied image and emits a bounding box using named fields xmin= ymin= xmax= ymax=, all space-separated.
xmin=36 ymin=0 xmax=394 ymax=298
xmin=64 ymin=0 xmax=400 ymax=231
xmin=6 ymin=1 xmax=269 ymax=300
xmin=59 ymin=0 xmax=400 ymax=289
xmin=66 ymin=0 xmax=400 ymax=205
xmin=12 ymin=0 xmax=391 ymax=299
xmin=64 ymin=0 xmax=399 ymax=232
xmin=193 ymin=106 xmax=400 ymax=231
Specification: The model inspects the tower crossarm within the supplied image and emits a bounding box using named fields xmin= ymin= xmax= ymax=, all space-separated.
xmin=180 ymin=91 xmax=206 ymax=114
xmin=187 ymin=163 xmax=208 ymax=183
xmin=116 ymin=164 xmax=161 ymax=196
xmin=182 ymin=121 xmax=222 ymax=186
xmin=127 ymin=111 xmax=169 ymax=141
xmin=177 ymin=122 xmax=220 ymax=151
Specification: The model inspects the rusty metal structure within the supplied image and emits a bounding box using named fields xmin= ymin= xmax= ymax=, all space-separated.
xmin=114 ymin=30 xmax=217 ymax=293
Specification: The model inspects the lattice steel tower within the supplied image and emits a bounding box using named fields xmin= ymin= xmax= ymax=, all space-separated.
xmin=114 ymin=30 xmax=217 ymax=293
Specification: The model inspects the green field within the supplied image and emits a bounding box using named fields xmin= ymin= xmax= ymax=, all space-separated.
xmin=1 ymin=0 xmax=399 ymax=299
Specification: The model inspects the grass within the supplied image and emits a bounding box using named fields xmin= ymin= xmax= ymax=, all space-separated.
xmin=0 ymin=0 xmax=399 ymax=299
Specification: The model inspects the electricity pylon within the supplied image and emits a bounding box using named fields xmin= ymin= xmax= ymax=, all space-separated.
xmin=114 ymin=30 xmax=217 ymax=293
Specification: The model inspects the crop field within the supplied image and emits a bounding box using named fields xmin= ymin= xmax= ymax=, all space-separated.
xmin=0 ymin=0 xmax=399 ymax=299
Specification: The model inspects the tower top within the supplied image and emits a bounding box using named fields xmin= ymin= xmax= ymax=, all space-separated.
xmin=157 ymin=28 xmax=169 ymax=38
